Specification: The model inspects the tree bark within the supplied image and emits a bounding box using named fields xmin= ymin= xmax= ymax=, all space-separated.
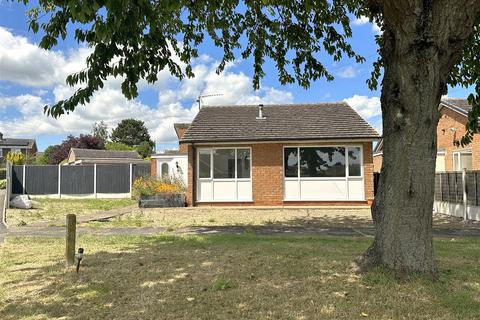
xmin=360 ymin=0 xmax=480 ymax=276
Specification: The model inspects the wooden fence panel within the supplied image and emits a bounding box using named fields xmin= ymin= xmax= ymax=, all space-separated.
xmin=60 ymin=166 xmax=95 ymax=195
xmin=25 ymin=165 xmax=58 ymax=195
xmin=96 ymin=164 xmax=130 ymax=193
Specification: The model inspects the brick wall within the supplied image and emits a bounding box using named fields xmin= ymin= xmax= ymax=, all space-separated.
xmin=150 ymin=158 xmax=157 ymax=177
xmin=186 ymin=144 xmax=195 ymax=206
xmin=176 ymin=127 xmax=189 ymax=153
xmin=186 ymin=141 xmax=374 ymax=206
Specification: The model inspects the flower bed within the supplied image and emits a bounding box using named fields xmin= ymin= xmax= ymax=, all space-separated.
xmin=133 ymin=176 xmax=186 ymax=208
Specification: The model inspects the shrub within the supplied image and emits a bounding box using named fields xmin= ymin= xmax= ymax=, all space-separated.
xmin=0 ymin=179 xmax=6 ymax=189
xmin=6 ymin=151 xmax=25 ymax=165
xmin=0 ymin=168 xmax=6 ymax=180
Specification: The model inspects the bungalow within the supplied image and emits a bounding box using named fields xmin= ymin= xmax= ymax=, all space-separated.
xmin=178 ymin=102 xmax=380 ymax=206
xmin=0 ymin=132 xmax=37 ymax=160
xmin=373 ymin=98 xmax=478 ymax=173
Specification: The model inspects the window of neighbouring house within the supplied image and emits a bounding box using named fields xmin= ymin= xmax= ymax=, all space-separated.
xmin=453 ymin=151 xmax=472 ymax=171
xmin=299 ymin=147 xmax=346 ymax=178
xmin=198 ymin=150 xmax=211 ymax=178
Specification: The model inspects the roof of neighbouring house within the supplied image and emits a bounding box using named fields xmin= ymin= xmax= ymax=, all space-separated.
xmin=69 ymin=148 xmax=143 ymax=160
xmin=180 ymin=102 xmax=380 ymax=143
xmin=0 ymin=138 xmax=36 ymax=149
xmin=440 ymin=98 xmax=471 ymax=115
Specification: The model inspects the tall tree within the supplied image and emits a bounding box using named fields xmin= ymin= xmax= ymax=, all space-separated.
xmin=111 ymin=119 xmax=154 ymax=147
xmin=27 ymin=0 xmax=480 ymax=276
xmin=92 ymin=121 xmax=109 ymax=144
xmin=51 ymin=134 xmax=105 ymax=164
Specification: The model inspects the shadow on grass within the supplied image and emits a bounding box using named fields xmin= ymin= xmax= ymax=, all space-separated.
xmin=1 ymin=234 xmax=480 ymax=319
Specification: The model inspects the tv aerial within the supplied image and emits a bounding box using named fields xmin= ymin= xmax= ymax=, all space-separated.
xmin=196 ymin=93 xmax=223 ymax=109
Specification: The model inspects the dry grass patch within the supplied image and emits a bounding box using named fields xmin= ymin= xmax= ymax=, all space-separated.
xmin=0 ymin=234 xmax=479 ymax=319
xmin=87 ymin=207 xmax=373 ymax=230
xmin=7 ymin=198 xmax=136 ymax=226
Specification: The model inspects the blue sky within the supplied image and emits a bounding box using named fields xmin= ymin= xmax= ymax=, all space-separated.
xmin=0 ymin=2 xmax=472 ymax=152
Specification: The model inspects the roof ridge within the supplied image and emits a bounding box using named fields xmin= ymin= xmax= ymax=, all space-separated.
xmin=201 ymin=102 xmax=349 ymax=108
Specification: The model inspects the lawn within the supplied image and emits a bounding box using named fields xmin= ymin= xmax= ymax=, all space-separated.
xmin=0 ymin=234 xmax=479 ymax=319
xmin=7 ymin=198 xmax=136 ymax=226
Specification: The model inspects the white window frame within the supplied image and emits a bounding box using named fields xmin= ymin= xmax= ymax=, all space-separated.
xmin=196 ymin=147 xmax=252 ymax=202
xmin=453 ymin=150 xmax=472 ymax=171
xmin=283 ymin=145 xmax=364 ymax=201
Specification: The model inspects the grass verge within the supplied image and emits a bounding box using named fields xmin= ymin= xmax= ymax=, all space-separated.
xmin=0 ymin=234 xmax=479 ymax=319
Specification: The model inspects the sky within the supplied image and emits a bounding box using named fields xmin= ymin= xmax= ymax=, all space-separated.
xmin=0 ymin=2 xmax=472 ymax=152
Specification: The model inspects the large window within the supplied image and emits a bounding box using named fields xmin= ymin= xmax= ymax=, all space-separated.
xmin=285 ymin=146 xmax=361 ymax=178
xmin=198 ymin=148 xmax=251 ymax=179
xmin=197 ymin=148 xmax=252 ymax=202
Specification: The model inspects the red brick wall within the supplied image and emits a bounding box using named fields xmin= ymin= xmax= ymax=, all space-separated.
xmin=186 ymin=144 xmax=195 ymax=206
xmin=150 ymin=158 xmax=157 ymax=177
xmin=186 ymin=141 xmax=374 ymax=206
xmin=373 ymin=154 xmax=383 ymax=173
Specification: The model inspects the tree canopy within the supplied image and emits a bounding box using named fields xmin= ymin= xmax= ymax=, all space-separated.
xmin=50 ymin=134 xmax=105 ymax=164
xmin=110 ymin=119 xmax=154 ymax=148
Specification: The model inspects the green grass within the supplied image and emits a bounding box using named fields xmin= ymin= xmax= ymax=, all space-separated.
xmin=7 ymin=198 xmax=136 ymax=226
xmin=0 ymin=234 xmax=479 ymax=319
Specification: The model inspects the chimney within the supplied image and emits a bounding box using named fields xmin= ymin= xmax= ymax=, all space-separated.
xmin=256 ymin=104 xmax=266 ymax=120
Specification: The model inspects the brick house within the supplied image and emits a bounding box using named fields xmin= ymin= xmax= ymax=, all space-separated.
xmin=176 ymin=102 xmax=380 ymax=206
xmin=373 ymin=98 xmax=476 ymax=173
xmin=0 ymin=132 xmax=37 ymax=161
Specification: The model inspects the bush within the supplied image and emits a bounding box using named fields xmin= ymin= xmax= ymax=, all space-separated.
xmin=0 ymin=179 xmax=6 ymax=189
xmin=132 ymin=176 xmax=185 ymax=198
xmin=0 ymin=168 xmax=6 ymax=180
xmin=6 ymin=152 xmax=24 ymax=165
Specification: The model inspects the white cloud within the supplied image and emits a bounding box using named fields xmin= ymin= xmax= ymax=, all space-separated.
xmin=344 ymin=95 xmax=381 ymax=119
xmin=353 ymin=16 xmax=370 ymax=25
xmin=337 ymin=66 xmax=358 ymax=79
xmin=0 ymin=27 xmax=295 ymax=145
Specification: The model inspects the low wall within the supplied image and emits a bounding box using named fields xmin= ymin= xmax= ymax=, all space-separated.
xmin=434 ymin=200 xmax=480 ymax=221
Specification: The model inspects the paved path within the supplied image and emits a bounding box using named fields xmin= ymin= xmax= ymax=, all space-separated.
xmin=7 ymin=224 xmax=480 ymax=238
xmin=0 ymin=190 xmax=6 ymax=244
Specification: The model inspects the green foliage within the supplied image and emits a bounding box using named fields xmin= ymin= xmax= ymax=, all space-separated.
xmin=105 ymin=142 xmax=133 ymax=151
xmin=211 ymin=279 xmax=235 ymax=291
xmin=132 ymin=175 xmax=185 ymax=199
xmin=136 ymin=141 xmax=153 ymax=159
xmin=111 ymin=119 xmax=154 ymax=147
xmin=35 ymin=146 xmax=55 ymax=165
xmin=0 ymin=179 xmax=6 ymax=189
xmin=92 ymin=121 xmax=109 ymax=143
xmin=0 ymin=168 xmax=6 ymax=180
xmin=6 ymin=152 xmax=25 ymax=165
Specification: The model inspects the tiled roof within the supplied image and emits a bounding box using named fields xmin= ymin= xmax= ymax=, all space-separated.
xmin=441 ymin=98 xmax=471 ymax=115
xmin=0 ymin=138 xmax=36 ymax=148
xmin=71 ymin=148 xmax=141 ymax=160
xmin=181 ymin=102 xmax=380 ymax=143
xmin=154 ymin=150 xmax=187 ymax=156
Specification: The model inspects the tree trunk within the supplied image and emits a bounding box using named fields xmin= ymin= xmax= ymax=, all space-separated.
xmin=360 ymin=1 xmax=480 ymax=276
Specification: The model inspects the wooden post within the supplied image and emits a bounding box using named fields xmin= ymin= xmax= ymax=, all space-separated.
xmin=66 ymin=214 xmax=76 ymax=267
xmin=462 ymin=168 xmax=468 ymax=220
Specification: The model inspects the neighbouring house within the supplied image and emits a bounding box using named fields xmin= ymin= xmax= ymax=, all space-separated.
xmin=373 ymin=98 xmax=478 ymax=173
xmin=151 ymin=123 xmax=189 ymax=186
xmin=0 ymin=132 xmax=38 ymax=160
xmin=66 ymin=148 xmax=148 ymax=165
xmin=177 ymin=102 xmax=380 ymax=206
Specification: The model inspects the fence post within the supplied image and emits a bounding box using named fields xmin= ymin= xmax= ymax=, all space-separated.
xmin=94 ymin=164 xmax=97 ymax=199
xmin=439 ymin=173 xmax=443 ymax=202
xmin=129 ymin=163 xmax=133 ymax=198
xmin=22 ymin=164 xmax=26 ymax=195
xmin=58 ymin=165 xmax=61 ymax=199
xmin=462 ymin=168 xmax=468 ymax=220
xmin=65 ymin=214 xmax=76 ymax=267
